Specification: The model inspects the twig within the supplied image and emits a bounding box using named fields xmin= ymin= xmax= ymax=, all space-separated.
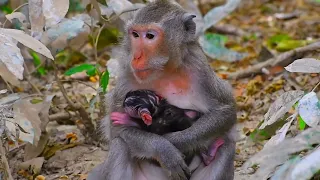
xmin=23 ymin=62 xmax=43 ymax=95
xmin=312 ymin=81 xmax=320 ymax=92
xmin=228 ymin=41 xmax=320 ymax=79
xmin=49 ymin=112 xmax=71 ymax=121
xmin=29 ymin=60 xmax=45 ymax=74
xmin=2 ymin=78 xmax=13 ymax=93
xmin=52 ymin=62 xmax=95 ymax=138
xmin=0 ymin=139 xmax=14 ymax=180
xmin=51 ymin=80 xmax=96 ymax=91
xmin=2 ymin=3 xmax=28 ymax=28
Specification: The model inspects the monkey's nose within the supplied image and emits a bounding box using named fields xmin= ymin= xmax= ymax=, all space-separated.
xmin=134 ymin=50 xmax=143 ymax=60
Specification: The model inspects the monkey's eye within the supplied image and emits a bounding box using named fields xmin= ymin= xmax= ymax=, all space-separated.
xmin=146 ymin=33 xmax=155 ymax=40
xmin=132 ymin=31 xmax=139 ymax=38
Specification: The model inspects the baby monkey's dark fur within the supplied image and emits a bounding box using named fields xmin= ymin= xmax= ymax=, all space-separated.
xmin=123 ymin=89 xmax=202 ymax=135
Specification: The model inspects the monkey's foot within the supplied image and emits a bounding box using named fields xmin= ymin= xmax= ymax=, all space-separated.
xmin=201 ymin=138 xmax=225 ymax=166
xmin=111 ymin=112 xmax=139 ymax=127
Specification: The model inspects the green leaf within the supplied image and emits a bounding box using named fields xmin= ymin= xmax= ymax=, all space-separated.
xmin=86 ymin=66 xmax=97 ymax=76
xmin=266 ymin=34 xmax=291 ymax=48
xmin=276 ymin=40 xmax=307 ymax=52
xmin=30 ymin=51 xmax=47 ymax=76
xmin=100 ymin=70 xmax=110 ymax=93
xmin=65 ymin=64 xmax=95 ymax=76
xmin=298 ymin=115 xmax=307 ymax=130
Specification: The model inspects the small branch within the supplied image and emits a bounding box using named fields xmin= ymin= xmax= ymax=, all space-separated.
xmin=29 ymin=60 xmax=45 ymax=74
xmin=23 ymin=62 xmax=43 ymax=95
xmin=2 ymin=78 xmax=13 ymax=93
xmin=49 ymin=112 xmax=71 ymax=121
xmin=0 ymin=139 xmax=14 ymax=180
xmin=228 ymin=41 xmax=320 ymax=79
xmin=51 ymin=80 xmax=96 ymax=91
xmin=52 ymin=62 xmax=95 ymax=138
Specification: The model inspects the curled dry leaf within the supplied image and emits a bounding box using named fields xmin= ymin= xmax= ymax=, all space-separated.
xmin=0 ymin=33 xmax=24 ymax=80
xmin=298 ymin=92 xmax=320 ymax=127
xmin=259 ymin=90 xmax=304 ymax=129
xmin=242 ymin=126 xmax=320 ymax=180
xmin=285 ymin=58 xmax=320 ymax=73
xmin=42 ymin=0 xmax=69 ymax=27
xmin=263 ymin=113 xmax=297 ymax=149
xmin=0 ymin=28 xmax=54 ymax=60
xmin=5 ymin=12 xmax=27 ymax=24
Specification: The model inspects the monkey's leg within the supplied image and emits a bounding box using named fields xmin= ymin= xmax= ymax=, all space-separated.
xmin=111 ymin=112 xmax=140 ymax=127
xmin=87 ymin=138 xmax=134 ymax=180
xmin=190 ymin=137 xmax=235 ymax=180
xmin=201 ymin=138 xmax=225 ymax=166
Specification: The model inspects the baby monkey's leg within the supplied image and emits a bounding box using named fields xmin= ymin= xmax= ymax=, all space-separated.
xmin=201 ymin=138 xmax=225 ymax=166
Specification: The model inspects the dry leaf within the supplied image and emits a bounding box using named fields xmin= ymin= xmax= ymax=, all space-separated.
xmin=0 ymin=62 xmax=20 ymax=86
xmin=42 ymin=0 xmax=69 ymax=27
xmin=29 ymin=0 xmax=45 ymax=39
xmin=260 ymin=90 xmax=304 ymax=129
xmin=243 ymin=127 xmax=320 ymax=180
xmin=298 ymin=92 xmax=320 ymax=127
xmin=13 ymin=99 xmax=42 ymax=145
xmin=285 ymin=58 xmax=320 ymax=73
xmin=0 ymin=28 xmax=54 ymax=60
xmin=5 ymin=12 xmax=27 ymax=24
xmin=19 ymin=157 xmax=45 ymax=175
xmin=263 ymin=113 xmax=297 ymax=149
xmin=0 ymin=33 xmax=24 ymax=80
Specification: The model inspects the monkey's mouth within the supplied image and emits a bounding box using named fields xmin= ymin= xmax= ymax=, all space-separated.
xmin=133 ymin=69 xmax=152 ymax=79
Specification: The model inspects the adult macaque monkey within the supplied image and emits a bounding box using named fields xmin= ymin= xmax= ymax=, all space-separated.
xmin=88 ymin=0 xmax=237 ymax=180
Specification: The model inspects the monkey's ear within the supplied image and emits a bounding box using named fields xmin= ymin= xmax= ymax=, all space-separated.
xmin=182 ymin=13 xmax=196 ymax=35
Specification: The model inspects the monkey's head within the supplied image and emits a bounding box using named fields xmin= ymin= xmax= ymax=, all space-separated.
xmin=124 ymin=0 xmax=197 ymax=83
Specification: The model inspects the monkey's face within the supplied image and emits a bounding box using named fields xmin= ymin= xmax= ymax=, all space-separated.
xmin=128 ymin=24 xmax=169 ymax=83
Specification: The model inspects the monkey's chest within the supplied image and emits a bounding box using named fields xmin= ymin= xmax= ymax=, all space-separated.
xmin=153 ymin=82 xmax=208 ymax=112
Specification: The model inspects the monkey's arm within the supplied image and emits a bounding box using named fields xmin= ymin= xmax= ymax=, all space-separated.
xmin=164 ymin=72 xmax=237 ymax=153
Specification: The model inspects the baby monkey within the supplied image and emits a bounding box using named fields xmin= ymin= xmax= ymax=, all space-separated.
xmin=111 ymin=89 xmax=225 ymax=165
xmin=114 ymin=89 xmax=201 ymax=135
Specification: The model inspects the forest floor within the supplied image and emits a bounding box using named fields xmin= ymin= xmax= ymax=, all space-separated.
xmin=6 ymin=0 xmax=320 ymax=179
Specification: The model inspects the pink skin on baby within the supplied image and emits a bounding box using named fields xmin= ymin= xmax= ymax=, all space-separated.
xmin=111 ymin=111 xmax=224 ymax=166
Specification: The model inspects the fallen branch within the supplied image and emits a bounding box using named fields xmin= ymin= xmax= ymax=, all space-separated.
xmin=228 ymin=41 xmax=320 ymax=79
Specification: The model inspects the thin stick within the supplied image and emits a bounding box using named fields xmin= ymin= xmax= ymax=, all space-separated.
xmin=2 ymin=78 xmax=13 ymax=93
xmin=23 ymin=62 xmax=42 ymax=95
xmin=228 ymin=41 xmax=320 ymax=79
xmin=312 ymin=81 xmax=320 ymax=92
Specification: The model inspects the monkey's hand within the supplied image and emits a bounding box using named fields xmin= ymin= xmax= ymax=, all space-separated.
xmin=156 ymin=140 xmax=191 ymax=180
xmin=163 ymin=103 xmax=236 ymax=154
xmin=111 ymin=112 xmax=140 ymax=127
